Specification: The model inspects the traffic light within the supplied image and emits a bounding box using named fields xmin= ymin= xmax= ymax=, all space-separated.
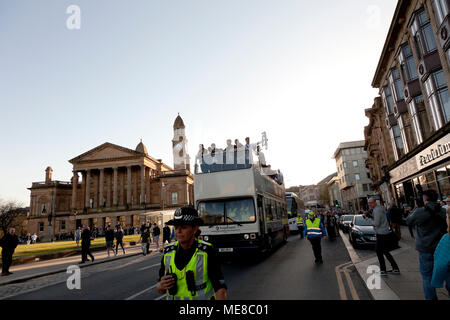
xmin=334 ymin=200 xmax=340 ymax=208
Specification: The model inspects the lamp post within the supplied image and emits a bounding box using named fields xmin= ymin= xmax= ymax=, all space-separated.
xmin=161 ymin=182 xmax=165 ymax=211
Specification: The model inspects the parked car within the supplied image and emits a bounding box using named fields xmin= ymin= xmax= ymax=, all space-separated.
xmin=348 ymin=215 xmax=376 ymax=249
xmin=339 ymin=215 xmax=353 ymax=233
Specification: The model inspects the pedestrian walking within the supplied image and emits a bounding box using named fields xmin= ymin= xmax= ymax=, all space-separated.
xmin=325 ymin=212 xmax=337 ymax=241
xmin=406 ymin=190 xmax=447 ymax=300
xmin=431 ymin=207 xmax=450 ymax=294
xmin=105 ymin=225 xmax=116 ymax=257
xmin=26 ymin=233 xmax=31 ymax=245
xmin=31 ymin=233 xmax=37 ymax=244
xmin=74 ymin=227 xmax=81 ymax=247
xmin=163 ymin=223 xmax=171 ymax=248
xmin=365 ymin=198 xmax=400 ymax=276
xmin=156 ymin=206 xmax=227 ymax=300
xmin=304 ymin=211 xmax=327 ymax=264
xmin=152 ymin=223 xmax=161 ymax=252
xmin=0 ymin=228 xmax=19 ymax=276
xmin=115 ymin=226 xmax=126 ymax=255
xmin=79 ymin=225 xmax=94 ymax=264
xmin=140 ymin=227 xmax=151 ymax=255
xmin=296 ymin=215 xmax=305 ymax=239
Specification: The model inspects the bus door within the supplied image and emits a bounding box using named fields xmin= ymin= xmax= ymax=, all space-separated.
xmin=257 ymin=195 xmax=265 ymax=235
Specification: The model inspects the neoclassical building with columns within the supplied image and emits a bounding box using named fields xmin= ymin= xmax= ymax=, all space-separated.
xmin=27 ymin=115 xmax=193 ymax=240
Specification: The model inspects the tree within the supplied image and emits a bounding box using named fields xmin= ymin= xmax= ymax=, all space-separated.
xmin=0 ymin=199 xmax=25 ymax=238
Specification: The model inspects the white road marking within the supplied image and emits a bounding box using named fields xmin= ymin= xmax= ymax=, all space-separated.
xmin=125 ymin=284 xmax=158 ymax=300
xmin=155 ymin=294 xmax=166 ymax=300
xmin=137 ymin=263 xmax=160 ymax=271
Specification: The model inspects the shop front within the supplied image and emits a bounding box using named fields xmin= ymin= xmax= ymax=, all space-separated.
xmin=390 ymin=133 xmax=450 ymax=206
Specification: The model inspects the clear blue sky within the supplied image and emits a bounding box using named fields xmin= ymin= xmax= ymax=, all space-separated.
xmin=0 ymin=0 xmax=397 ymax=205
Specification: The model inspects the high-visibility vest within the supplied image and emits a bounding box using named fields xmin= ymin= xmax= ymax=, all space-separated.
xmin=296 ymin=217 xmax=304 ymax=226
xmin=305 ymin=218 xmax=322 ymax=238
xmin=163 ymin=240 xmax=216 ymax=300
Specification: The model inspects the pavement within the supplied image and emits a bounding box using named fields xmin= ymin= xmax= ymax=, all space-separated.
xmin=341 ymin=226 xmax=450 ymax=300
xmin=0 ymin=242 xmax=164 ymax=287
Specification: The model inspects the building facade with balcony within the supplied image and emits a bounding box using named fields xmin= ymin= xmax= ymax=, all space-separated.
xmin=333 ymin=141 xmax=373 ymax=212
xmin=371 ymin=0 xmax=450 ymax=208
xmin=27 ymin=115 xmax=194 ymax=241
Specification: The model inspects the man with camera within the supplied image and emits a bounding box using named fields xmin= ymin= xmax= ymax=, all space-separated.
xmin=406 ymin=189 xmax=447 ymax=300
xmin=156 ymin=206 xmax=227 ymax=300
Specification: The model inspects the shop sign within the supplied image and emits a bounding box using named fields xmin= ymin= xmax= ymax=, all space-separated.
xmin=416 ymin=133 xmax=450 ymax=170
xmin=390 ymin=157 xmax=418 ymax=184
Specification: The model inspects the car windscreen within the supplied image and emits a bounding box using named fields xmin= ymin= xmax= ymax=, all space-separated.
xmin=343 ymin=216 xmax=353 ymax=221
xmin=354 ymin=216 xmax=373 ymax=226
xmin=198 ymin=198 xmax=256 ymax=225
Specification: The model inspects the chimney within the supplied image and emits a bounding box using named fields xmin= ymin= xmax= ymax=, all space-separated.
xmin=45 ymin=167 xmax=53 ymax=183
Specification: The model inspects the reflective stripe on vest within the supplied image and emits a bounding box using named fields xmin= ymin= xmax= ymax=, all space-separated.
xmin=305 ymin=219 xmax=322 ymax=236
xmin=163 ymin=240 xmax=215 ymax=300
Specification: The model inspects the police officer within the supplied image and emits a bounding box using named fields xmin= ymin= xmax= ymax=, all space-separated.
xmin=304 ymin=211 xmax=327 ymax=264
xmin=156 ymin=206 xmax=227 ymax=300
xmin=296 ymin=215 xmax=305 ymax=239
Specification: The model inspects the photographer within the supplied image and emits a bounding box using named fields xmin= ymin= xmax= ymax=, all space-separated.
xmin=364 ymin=198 xmax=400 ymax=276
xmin=406 ymin=189 xmax=447 ymax=300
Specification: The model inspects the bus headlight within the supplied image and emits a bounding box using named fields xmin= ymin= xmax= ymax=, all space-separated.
xmin=243 ymin=234 xmax=250 ymax=240
xmin=250 ymin=233 xmax=257 ymax=239
xmin=203 ymin=236 xmax=209 ymax=241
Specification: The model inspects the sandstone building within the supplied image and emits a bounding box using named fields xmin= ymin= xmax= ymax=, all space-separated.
xmin=27 ymin=115 xmax=193 ymax=240
xmin=366 ymin=0 xmax=450 ymax=207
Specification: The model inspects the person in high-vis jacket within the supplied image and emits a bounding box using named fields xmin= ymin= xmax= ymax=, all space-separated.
xmin=296 ymin=215 xmax=305 ymax=239
xmin=156 ymin=206 xmax=227 ymax=300
xmin=304 ymin=211 xmax=327 ymax=264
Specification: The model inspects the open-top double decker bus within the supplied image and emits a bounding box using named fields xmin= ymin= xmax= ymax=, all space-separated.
xmin=194 ymin=148 xmax=287 ymax=255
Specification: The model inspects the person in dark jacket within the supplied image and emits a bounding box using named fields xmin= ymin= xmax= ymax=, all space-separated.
xmin=0 ymin=228 xmax=19 ymax=276
xmin=140 ymin=227 xmax=151 ymax=255
xmin=388 ymin=204 xmax=403 ymax=239
xmin=153 ymin=223 xmax=161 ymax=252
xmin=105 ymin=225 xmax=115 ymax=257
xmin=406 ymin=189 xmax=447 ymax=300
xmin=115 ymin=226 xmax=125 ymax=255
xmin=80 ymin=225 xmax=94 ymax=264
xmin=163 ymin=224 xmax=171 ymax=247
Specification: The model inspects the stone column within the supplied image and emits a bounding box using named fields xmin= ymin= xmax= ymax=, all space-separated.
xmin=99 ymin=168 xmax=104 ymax=208
xmin=106 ymin=170 xmax=112 ymax=208
xmin=113 ymin=167 xmax=118 ymax=206
xmin=127 ymin=166 xmax=132 ymax=205
xmin=140 ymin=165 xmax=146 ymax=204
xmin=71 ymin=171 xmax=78 ymax=211
xmin=85 ymin=169 xmax=91 ymax=208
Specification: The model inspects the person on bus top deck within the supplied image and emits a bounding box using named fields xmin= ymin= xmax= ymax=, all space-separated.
xmin=304 ymin=211 xmax=327 ymax=264
xmin=156 ymin=206 xmax=227 ymax=300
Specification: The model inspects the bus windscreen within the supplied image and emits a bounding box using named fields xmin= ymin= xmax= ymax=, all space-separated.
xmin=198 ymin=198 xmax=256 ymax=225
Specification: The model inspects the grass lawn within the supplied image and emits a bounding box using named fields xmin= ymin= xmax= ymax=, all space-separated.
xmin=1 ymin=235 xmax=141 ymax=258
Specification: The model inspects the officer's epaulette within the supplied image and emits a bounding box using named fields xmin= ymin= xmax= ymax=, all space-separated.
xmin=198 ymin=240 xmax=212 ymax=252
xmin=164 ymin=244 xmax=176 ymax=254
